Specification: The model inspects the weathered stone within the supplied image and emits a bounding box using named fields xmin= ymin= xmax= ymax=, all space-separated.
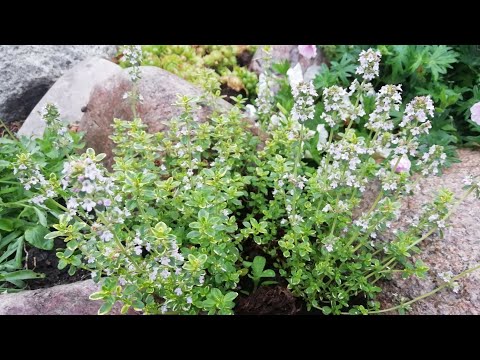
xmin=0 ymin=45 xmax=118 ymax=124
xmin=18 ymin=58 xmax=122 ymax=138
xmin=377 ymin=149 xmax=480 ymax=314
xmin=249 ymin=45 xmax=325 ymax=76
xmin=0 ymin=280 xmax=137 ymax=315
xmin=79 ymin=66 xmax=235 ymax=168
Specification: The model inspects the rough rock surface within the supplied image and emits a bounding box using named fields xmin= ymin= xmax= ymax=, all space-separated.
xmin=79 ymin=66 xmax=234 ymax=168
xmin=377 ymin=149 xmax=480 ymax=314
xmin=0 ymin=280 xmax=137 ymax=315
xmin=249 ymin=45 xmax=325 ymax=78
xmin=0 ymin=45 xmax=118 ymax=124
xmin=18 ymin=58 xmax=122 ymax=138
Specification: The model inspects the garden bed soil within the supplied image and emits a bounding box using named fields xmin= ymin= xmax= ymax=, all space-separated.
xmin=236 ymin=285 xmax=300 ymax=315
xmin=25 ymin=238 xmax=89 ymax=290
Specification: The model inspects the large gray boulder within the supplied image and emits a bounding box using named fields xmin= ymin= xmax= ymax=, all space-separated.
xmin=378 ymin=149 xmax=480 ymax=314
xmin=0 ymin=45 xmax=118 ymax=124
xmin=18 ymin=58 xmax=122 ymax=138
xmin=0 ymin=280 xmax=137 ymax=315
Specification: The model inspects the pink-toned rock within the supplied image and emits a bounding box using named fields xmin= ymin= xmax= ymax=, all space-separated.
xmin=249 ymin=45 xmax=325 ymax=77
xmin=79 ymin=66 xmax=232 ymax=169
xmin=377 ymin=149 xmax=480 ymax=314
xmin=0 ymin=280 xmax=137 ymax=315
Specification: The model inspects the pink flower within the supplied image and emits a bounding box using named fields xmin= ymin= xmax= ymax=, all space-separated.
xmin=470 ymin=102 xmax=480 ymax=125
xmin=390 ymin=155 xmax=411 ymax=173
xmin=298 ymin=45 xmax=317 ymax=59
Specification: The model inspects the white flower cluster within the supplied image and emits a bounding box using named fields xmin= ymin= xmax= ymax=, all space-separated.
xmin=399 ymin=96 xmax=435 ymax=135
xmin=348 ymin=79 xmax=375 ymax=97
xmin=291 ymin=81 xmax=317 ymax=124
xmin=61 ymin=152 xmax=121 ymax=219
xmin=366 ymin=85 xmax=403 ymax=132
xmin=256 ymin=73 xmax=276 ymax=117
xmin=415 ymin=145 xmax=447 ymax=176
xmin=375 ymin=167 xmax=401 ymax=191
xmin=13 ymin=160 xmax=46 ymax=191
xmin=122 ymin=45 xmax=143 ymax=82
xmin=321 ymin=132 xmax=371 ymax=191
xmin=320 ymin=86 xmax=356 ymax=127
xmin=39 ymin=103 xmax=73 ymax=147
xmin=356 ymin=48 xmax=382 ymax=81
xmin=12 ymin=154 xmax=57 ymax=206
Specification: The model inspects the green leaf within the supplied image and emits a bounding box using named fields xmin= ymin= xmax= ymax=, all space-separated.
xmin=25 ymin=225 xmax=53 ymax=250
xmin=322 ymin=306 xmax=332 ymax=315
xmin=45 ymin=231 xmax=63 ymax=240
xmin=33 ymin=207 xmax=48 ymax=227
xmin=123 ymin=284 xmax=137 ymax=296
xmin=57 ymin=259 xmax=68 ymax=270
xmin=67 ymin=266 xmax=77 ymax=276
xmin=0 ymin=160 xmax=10 ymax=169
xmin=95 ymin=153 xmax=107 ymax=161
xmin=223 ymin=292 xmax=238 ymax=302
xmin=132 ymin=300 xmax=145 ymax=309
xmin=0 ymin=218 xmax=14 ymax=231
xmin=261 ymin=269 xmax=276 ymax=278
xmin=187 ymin=231 xmax=200 ymax=239
xmin=198 ymin=209 xmax=209 ymax=220
xmin=252 ymin=256 xmax=266 ymax=278
xmin=98 ymin=301 xmax=114 ymax=315
xmin=261 ymin=280 xmax=278 ymax=286
xmin=89 ymin=291 xmax=107 ymax=301
xmin=424 ymin=45 xmax=459 ymax=81
xmin=0 ymin=270 xmax=44 ymax=282
xmin=0 ymin=231 xmax=21 ymax=250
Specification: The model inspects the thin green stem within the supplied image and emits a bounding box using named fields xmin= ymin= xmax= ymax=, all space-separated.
xmin=365 ymin=187 xmax=475 ymax=281
xmin=290 ymin=123 xmax=305 ymax=221
xmin=365 ymin=263 xmax=480 ymax=314
xmin=0 ymin=118 xmax=17 ymax=140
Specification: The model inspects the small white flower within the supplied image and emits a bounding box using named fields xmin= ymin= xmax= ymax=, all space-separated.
xmin=100 ymin=231 xmax=114 ymax=242
xmin=463 ymin=176 xmax=473 ymax=186
xmin=134 ymin=246 xmax=143 ymax=255
xmin=160 ymin=269 xmax=170 ymax=279
xmin=322 ymin=204 xmax=332 ymax=212
xmin=174 ymin=288 xmax=183 ymax=296
xmin=82 ymin=199 xmax=96 ymax=212
xmin=30 ymin=195 xmax=47 ymax=206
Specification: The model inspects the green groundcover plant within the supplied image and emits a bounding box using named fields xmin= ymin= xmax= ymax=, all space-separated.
xmin=316 ymin=45 xmax=480 ymax=155
xmin=4 ymin=46 xmax=480 ymax=314
xmin=118 ymin=45 xmax=258 ymax=101
xmin=0 ymin=107 xmax=83 ymax=292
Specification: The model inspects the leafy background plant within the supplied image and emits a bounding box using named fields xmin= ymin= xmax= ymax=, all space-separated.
xmin=0 ymin=112 xmax=83 ymax=292
xmin=118 ymin=45 xmax=259 ymax=101
xmin=316 ymin=45 xmax=480 ymax=158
